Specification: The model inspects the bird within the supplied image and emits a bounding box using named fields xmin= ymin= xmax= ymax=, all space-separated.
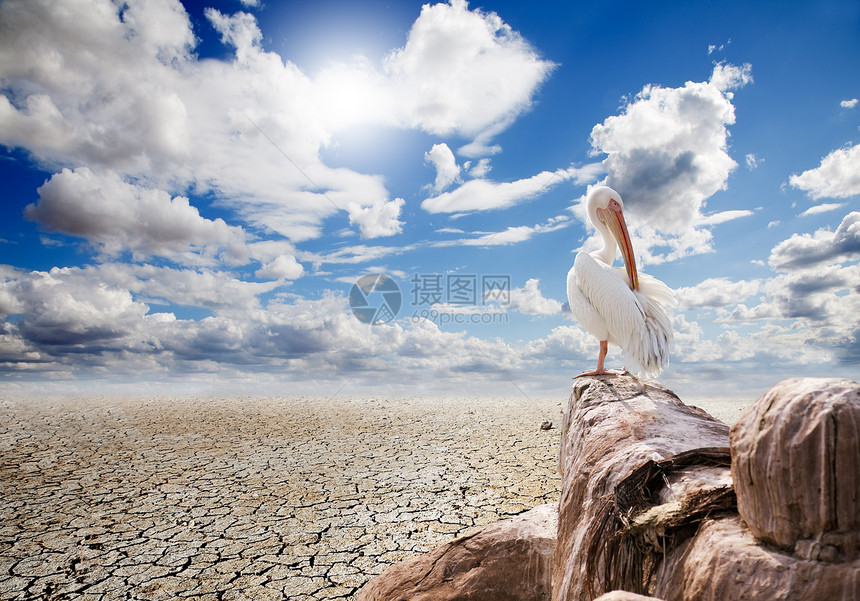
xmin=566 ymin=186 xmax=676 ymax=378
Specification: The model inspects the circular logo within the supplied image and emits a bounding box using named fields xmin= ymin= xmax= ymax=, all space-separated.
xmin=349 ymin=274 xmax=402 ymax=325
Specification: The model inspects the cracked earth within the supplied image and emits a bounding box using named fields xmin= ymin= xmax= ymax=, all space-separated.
xmin=0 ymin=394 xmax=561 ymax=600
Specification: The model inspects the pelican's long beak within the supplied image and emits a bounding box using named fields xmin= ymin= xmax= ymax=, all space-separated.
xmin=597 ymin=205 xmax=639 ymax=291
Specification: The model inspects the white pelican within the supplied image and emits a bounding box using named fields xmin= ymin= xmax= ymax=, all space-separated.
xmin=567 ymin=186 xmax=675 ymax=377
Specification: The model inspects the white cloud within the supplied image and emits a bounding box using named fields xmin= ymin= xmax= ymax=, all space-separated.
xmin=745 ymin=153 xmax=762 ymax=169
xmin=522 ymin=325 xmax=594 ymax=360
xmin=841 ymin=98 xmax=858 ymax=109
xmin=91 ymin=263 xmax=280 ymax=314
xmin=0 ymin=266 xmax=150 ymax=356
xmin=591 ymin=64 xmax=749 ymax=231
xmin=305 ymin=243 xmax=415 ymax=267
xmin=761 ymin=265 xmax=860 ymax=331
xmin=422 ymin=164 xmax=601 ymax=214
xmin=442 ymin=215 xmax=571 ymax=247
xmin=707 ymin=40 xmax=731 ymax=56
xmin=799 ymin=203 xmax=846 ymax=217
xmin=0 ymin=263 xmax=538 ymax=383
xmin=769 ymin=212 xmax=860 ymax=270
xmin=720 ymin=302 xmax=780 ymax=321
xmin=0 ymin=0 xmax=551 ymax=243
xmin=0 ymin=0 xmax=195 ymax=172
xmin=383 ymin=0 xmax=555 ymax=144
xmin=255 ymin=255 xmax=305 ymax=280
xmin=789 ymin=143 xmax=860 ymax=199
xmin=697 ymin=209 xmax=755 ymax=225
xmin=25 ymin=167 xmax=250 ymax=265
xmin=2 ymin=257 xmax=856 ymax=389
xmin=583 ymin=63 xmax=751 ymax=262
xmin=674 ymin=277 xmax=760 ymax=309
xmin=346 ymin=197 xmax=406 ymax=238
xmin=468 ymin=158 xmax=492 ymax=178
xmin=205 ymin=8 xmax=265 ymax=63
xmin=425 ymin=143 xmax=461 ymax=191
xmin=508 ymin=279 xmax=562 ymax=315
xmin=709 ymin=62 xmax=753 ymax=92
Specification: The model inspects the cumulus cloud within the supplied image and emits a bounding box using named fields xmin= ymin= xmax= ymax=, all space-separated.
xmin=254 ymin=256 xmax=305 ymax=280
xmin=841 ymin=98 xmax=858 ymax=109
xmin=0 ymin=264 xmax=586 ymax=386
xmin=769 ymin=212 xmax=860 ymax=270
xmin=0 ymin=0 xmax=197 ymax=169
xmin=522 ymin=325 xmax=594 ymax=360
xmin=508 ymin=279 xmax=563 ymax=315
xmin=762 ymin=265 xmax=860 ymax=326
xmin=674 ymin=277 xmax=760 ymax=309
xmin=0 ymin=266 xmax=150 ymax=353
xmin=383 ymin=0 xmax=555 ymax=146
xmin=93 ymin=264 xmax=280 ymax=314
xmin=425 ymin=143 xmax=461 ymax=191
xmin=467 ymin=158 xmax=492 ymax=178
xmin=587 ymin=63 xmax=751 ymax=261
xmin=0 ymin=0 xmax=551 ymax=243
xmin=709 ymin=62 xmax=753 ymax=92
xmin=26 ymin=167 xmax=250 ymax=265
xmin=789 ymin=143 xmax=860 ymax=200
xmin=710 ymin=218 xmax=860 ymax=366
xmin=347 ymin=197 xmax=406 ymax=238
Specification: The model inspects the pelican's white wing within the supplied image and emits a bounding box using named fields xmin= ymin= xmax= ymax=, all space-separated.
xmin=569 ymin=252 xmax=673 ymax=377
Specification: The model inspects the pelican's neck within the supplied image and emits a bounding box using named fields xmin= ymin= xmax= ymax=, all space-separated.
xmin=591 ymin=220 xmax=617 ymax=266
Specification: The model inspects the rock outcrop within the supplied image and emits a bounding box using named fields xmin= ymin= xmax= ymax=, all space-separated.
xmin=552 ymin=376 xmax=732 ymax=600
xmin=358 ymin=376 xmax=860 ymax=601
xmin=650 ymin=377 xmax=860 ymax=601
xmin=653 ymin=516 xmax=860 ymax=601
xmin=358 ymin=503 xmax=557 ymax=601
xmin=558 ymin=375 xmax=860 ymax=601
xmin=731 ymin=377 xmax=860 ymax=562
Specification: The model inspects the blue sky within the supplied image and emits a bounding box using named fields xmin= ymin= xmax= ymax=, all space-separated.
xmin=1 ymin=0 xmax=858 ymax=399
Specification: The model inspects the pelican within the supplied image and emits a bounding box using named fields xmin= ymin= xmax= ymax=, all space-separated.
xmin=567 ymin=186 xmax=675 ymax=377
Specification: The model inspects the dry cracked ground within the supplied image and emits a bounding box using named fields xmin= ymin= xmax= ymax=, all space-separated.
xmin=0 ymin=394 xmax=562 ymax=600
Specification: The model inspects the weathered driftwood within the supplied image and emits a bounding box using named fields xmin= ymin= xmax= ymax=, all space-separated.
xmin=731 ymin=377 xmax=860 ymax=562
xmin=358 ymin=503 xmax=557 ymax=601
xmin=552 ymin=376 xmax=731 ymax=601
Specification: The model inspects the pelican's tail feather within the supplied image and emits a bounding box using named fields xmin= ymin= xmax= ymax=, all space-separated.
xmin=621 ymin=280 xmax=674 ymax=378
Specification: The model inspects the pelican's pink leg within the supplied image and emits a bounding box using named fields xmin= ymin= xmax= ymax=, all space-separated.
xmin=575 ymin=340 xmax=627 ymax=378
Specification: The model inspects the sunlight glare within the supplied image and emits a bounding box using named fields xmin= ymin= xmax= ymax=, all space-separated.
xmin=314 ymin=59 xmax=393 ymax=133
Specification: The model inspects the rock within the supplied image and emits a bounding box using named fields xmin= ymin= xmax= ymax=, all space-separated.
xmin=730 ymin=377 xmax=860 ymax=561
xmin=358 ymin=503 xmax=557 ymax=601
xmin=654 ymin=517 xmax=860 ymax=601
xmin=552 ymin=376 xmax=730 ymax=601
xmin=540 ymin=421 xmax=553 ymax=431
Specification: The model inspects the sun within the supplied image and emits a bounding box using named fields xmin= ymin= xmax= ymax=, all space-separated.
xmin=313 ymin=58 xmax=393 ymax=133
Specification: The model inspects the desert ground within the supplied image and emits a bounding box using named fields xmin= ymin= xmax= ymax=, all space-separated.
xmin=0 ymin=394 xmax=564 ymax=600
